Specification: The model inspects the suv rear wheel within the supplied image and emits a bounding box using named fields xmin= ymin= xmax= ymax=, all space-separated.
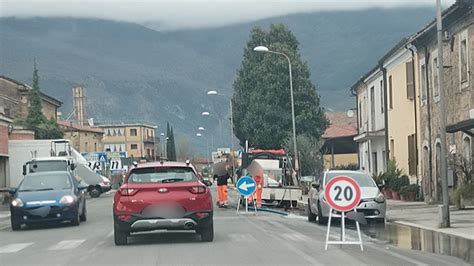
xmin=199 ymin=219 xmax=214 ymax=242
xmin=114 ymin=224 xmax=128 ymax=245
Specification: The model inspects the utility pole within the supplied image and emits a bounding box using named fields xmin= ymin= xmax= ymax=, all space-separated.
xmin=436 ymin=0 xmax=450 ymax=228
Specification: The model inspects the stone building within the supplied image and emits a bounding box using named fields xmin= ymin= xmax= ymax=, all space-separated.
xmin=0 ymin=76 xmax=62 ymax=122
xmin=412 ymin=0 xmax=473 ymax=202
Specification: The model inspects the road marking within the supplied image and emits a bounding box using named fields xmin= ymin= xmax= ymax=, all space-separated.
xmin=0 ymin=243 xmax=33 ymax=254
xmin=48 ymin=240 xmax=85 ymax=250
xmin=106 ymin=229 xmax=114 ymax=238
xmin=229 ymin=233 xmax=258 ymax=242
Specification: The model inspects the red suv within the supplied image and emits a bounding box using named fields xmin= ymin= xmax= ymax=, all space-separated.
xmin=113 ymin=161 xmax=213 ymax=245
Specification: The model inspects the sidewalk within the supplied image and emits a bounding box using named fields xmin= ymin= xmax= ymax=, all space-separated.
xmin=297 ymin=195 xmax=474 ymax=241
xmin=386 ymin=199 xmax=474 ymax=241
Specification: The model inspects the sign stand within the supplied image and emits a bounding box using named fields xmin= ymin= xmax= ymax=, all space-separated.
xmin=236 ymin=196 xmax=257 ymax=215
xmin=324 ymin=208 xmax=363 ymax=251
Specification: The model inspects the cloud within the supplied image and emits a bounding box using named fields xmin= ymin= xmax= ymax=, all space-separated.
xmin=1 ymin=0 xmax=454 ymax=30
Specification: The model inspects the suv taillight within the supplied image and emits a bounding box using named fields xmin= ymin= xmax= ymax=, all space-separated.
xmin=120 ymin=188 xmax=139 ymax=196
xmin=189 ymin=186 xmax=206 ymax=194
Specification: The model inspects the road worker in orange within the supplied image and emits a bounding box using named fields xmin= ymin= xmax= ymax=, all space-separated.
xmin=215 ymin=168 xmax=231 ymax=208
xmin=252 ymin=174 xmax=264 ymax=208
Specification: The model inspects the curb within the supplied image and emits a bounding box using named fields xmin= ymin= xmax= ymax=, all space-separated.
xmin=386 ymin=219 xmax=474 ymax=242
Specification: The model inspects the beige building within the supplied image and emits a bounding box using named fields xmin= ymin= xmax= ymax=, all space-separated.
xmin=0 ymin=76 xmax=62 ymax=122
xmin=58 ymin=121 xmax=104 ymax=153
xmin=381 ymin=41 xmax=421 ymax=184
xmin=94 ymin=123 xmax=157 ymax=159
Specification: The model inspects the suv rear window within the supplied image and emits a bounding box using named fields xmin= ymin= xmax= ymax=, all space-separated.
xmin=128 ymin=167 xmax=197 ymax=184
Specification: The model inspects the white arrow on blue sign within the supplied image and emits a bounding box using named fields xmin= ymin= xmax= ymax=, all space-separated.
xmin=236 ymin=176 xmax=256 ymax=197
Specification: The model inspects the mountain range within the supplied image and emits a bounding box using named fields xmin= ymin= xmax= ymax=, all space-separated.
xmin=0 ymin=8 xmax=435 ymax=151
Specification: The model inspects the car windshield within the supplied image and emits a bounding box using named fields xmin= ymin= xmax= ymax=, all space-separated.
xmin=128 ymin=167 xmax=197 ymax=184
xmin=28 ymin=161 xmax=68 ymax=173
xmin=19 ymin=173 xmax=72 ymax=191
xmin=325 ymin=172 xmax=376 ymax=188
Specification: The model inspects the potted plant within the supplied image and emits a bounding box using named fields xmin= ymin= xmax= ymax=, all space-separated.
xmin=399 ymin=185 xmax=408 ymax=201
xmin=406 ymin=184 xmax=419 ymax=201
xmin=389 ymin=177 xmax=401 ymax=200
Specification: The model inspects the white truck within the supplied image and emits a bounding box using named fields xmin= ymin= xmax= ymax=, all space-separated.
xmin=8 ymin=139 xmax=109 ymax=197
xmin=243 ymin=149 xmax=302 ymax=208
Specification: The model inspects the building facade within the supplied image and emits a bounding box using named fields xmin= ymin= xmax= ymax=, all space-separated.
xmin=0 ymin=76 xmax=62 ymax=122
xmin=413 ymin=1 xmax=473 ymax=202
xmin=352 ymin=67 xmax=387 ymax=176
xmin=58 ymin=121 xmax=104 ymax=153
xmin=94 ymin=123 xmax=157 ymax=159
xmin=382 ymin=43 xmax=421 ymax=184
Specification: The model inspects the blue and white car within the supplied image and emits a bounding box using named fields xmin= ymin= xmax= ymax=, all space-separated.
xmin=9 ymin=171 xmax=88 ymax=230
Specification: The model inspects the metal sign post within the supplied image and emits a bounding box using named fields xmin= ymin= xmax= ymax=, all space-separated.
xmin=236 ymin=176 xmax=257 ymax=215
xmin=324 ymin=176 xmax=363 ymax=251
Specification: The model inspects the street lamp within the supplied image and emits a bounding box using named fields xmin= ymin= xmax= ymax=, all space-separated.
xmin=198 ymin=127 xmax=205 ymax=131
xmin=253 ymin=45 xmax=299 ymax=173
xmin=201 ymin=111 xmax=210 ymax=116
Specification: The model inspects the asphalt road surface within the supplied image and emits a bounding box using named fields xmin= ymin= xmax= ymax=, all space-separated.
xmin=0 ymin=188 xmax=468 ymax=266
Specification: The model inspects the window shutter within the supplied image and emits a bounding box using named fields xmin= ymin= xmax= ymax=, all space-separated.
xmin=406 ymin=61 xmax=415 ymax=100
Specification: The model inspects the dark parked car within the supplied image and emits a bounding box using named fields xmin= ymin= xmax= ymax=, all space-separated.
xmin=10 ymin=171 xmax=88 ymax=230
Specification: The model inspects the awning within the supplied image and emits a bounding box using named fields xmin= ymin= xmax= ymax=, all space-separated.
xmin=446 ymin=119 xmax=474 ymax=137
xmin=353 ymin=129 xmax=385 ymax=142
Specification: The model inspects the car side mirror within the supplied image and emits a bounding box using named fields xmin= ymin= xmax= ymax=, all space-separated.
xmin=377 ymin=183 xmax=385 ymax=191
xmin=78 ymin=184 xmax=88 ymax=190
xmin=202 ymin=180 xmax=212 ymax=187
xmin=311 ymin=183 xmax=320 ymax=190
xmin=70 ymin=164 xmax=76 ymax=171
xmin=8 ymin=187 xmax=17 ymax=195
xmin=22 ymin=165 xmax=27 ymax=176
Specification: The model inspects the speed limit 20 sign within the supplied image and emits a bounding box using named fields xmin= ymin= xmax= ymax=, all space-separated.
xmin=324 ymin=176 xmax=361 ymax=212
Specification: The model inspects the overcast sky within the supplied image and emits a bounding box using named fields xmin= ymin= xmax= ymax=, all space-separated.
xmin=1 ymin=0 xmax=455 ymax=30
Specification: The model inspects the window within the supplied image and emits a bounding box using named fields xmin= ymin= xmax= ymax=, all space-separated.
xmin=380 ymin=80 xmax=384 ymax=113
xmin=420 ymin=63 xmax=427 ymax=103
xmin=433 ymin=56 xmax=439 ymax=100
xmin=408 ymin=134 xmax=417 ymax=175
xmin=372 ymin=152 xmax=378 ymax=174
xmin=370 ymin=86 xmax=375 ymax=130
xmin=463 ymin=136 xmax=471 ymax=162
xmin=460 ymin=31 xmax=469 ymax=86
xmin=390 ymin=139 xmax=395 ymax=159
xmin=358 ymin=102 xmax=362 ymax=129
xmin=128 ymin=167 xmax=197 ymax=184
xmin=389 ymin=75 xmax=393 ymax=109
xmin=131 ymin=144 xmax=138 ymax=150
xmin=94 ymin=143 xmax=97 ymax=152
xmin=406 ymin=61 xmax=414 ymax=100
xmin=85 ymin=142 xmax=88 ymax=152
xmin=130 ymin=128 xmax=137 ymax=136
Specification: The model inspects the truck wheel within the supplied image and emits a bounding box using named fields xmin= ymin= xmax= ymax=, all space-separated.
xmin=89 ymin=186 xmax=101 ymax=198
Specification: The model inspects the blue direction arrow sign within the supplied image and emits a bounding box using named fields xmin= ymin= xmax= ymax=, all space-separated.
xmin=236 ymin=176 xmax=256 ymax=197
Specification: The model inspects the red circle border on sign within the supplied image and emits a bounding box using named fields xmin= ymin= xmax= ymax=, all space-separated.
xmin=324 ymin=175 xmax=361 ymax=212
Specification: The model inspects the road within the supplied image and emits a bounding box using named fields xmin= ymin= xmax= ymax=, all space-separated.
xmin=0 ymin=188 xmax=468 ymax=266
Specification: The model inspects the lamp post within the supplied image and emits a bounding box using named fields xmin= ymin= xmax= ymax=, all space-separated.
xmin=201 ymin=111 xmax=215 ymax=154
xmin=253 ymin=45 xmax=299 ymax=173
xmin=207 ymin=90 xmax=236 ymax=180
xmin=196 ymin=132 xmax=211 ymax=173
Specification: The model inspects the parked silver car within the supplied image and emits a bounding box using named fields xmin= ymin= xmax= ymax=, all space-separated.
xmin=307 ymin=170 xmax=386 ymax=224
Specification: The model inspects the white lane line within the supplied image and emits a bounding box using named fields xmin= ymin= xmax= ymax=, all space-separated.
xmin=0 ymin=243 xmax=34 ymax=254
xmin=48 ymin=240 xmax=85 ymax=250
xmin=281 ymin=233 xmax=311 ymax=242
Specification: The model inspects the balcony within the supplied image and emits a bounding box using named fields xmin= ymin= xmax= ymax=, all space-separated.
xmin=143 ymin=137 xmax=155 ymax=144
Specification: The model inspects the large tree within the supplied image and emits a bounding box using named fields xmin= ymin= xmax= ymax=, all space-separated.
xmin=232 ymin=24 xmax=327 ymax=149
xmin=166 ymin=122 xmax=177 ymax=161
xmin=25 ymin=62 xmax=63 ymax=139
